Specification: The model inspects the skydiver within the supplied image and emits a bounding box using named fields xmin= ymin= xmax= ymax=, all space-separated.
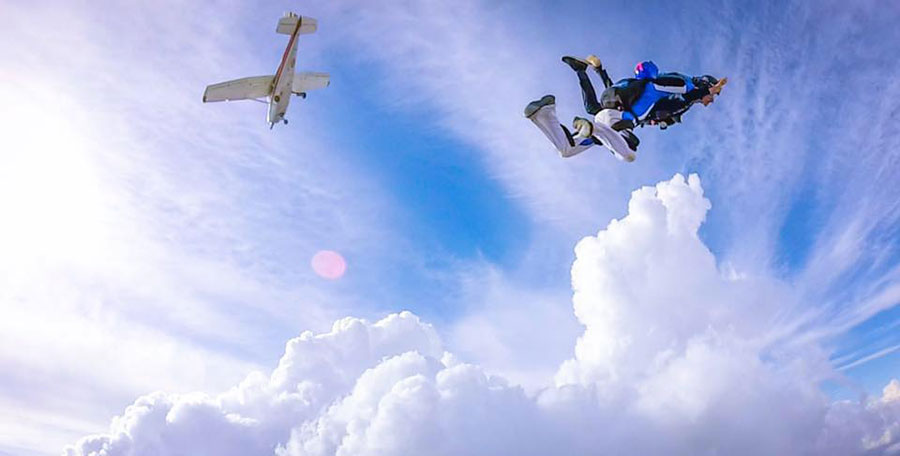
xmin=564 ymin=57 xmax=726 ymax=134
xmin=523 ymin=56 xmax=639 ymax=162
xmin=524 ymin=57 xmax=725 ymax=162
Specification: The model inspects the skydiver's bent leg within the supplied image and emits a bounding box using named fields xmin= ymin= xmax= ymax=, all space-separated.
xmin=525 ymin=96 xmax=595 ymax=158
xmin=562 ymin=56 xmax=603 ymax=115
xmin=575 ymin=71 xmax=603 ymax=115
xmin=594 ymin=64 xmax=614 ymax=89
xmin=583 ymin=55 xmax=614 ymax=88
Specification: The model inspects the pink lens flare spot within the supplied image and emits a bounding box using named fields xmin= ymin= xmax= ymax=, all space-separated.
xmin=311 ymin=250 xmax=347 ymax=280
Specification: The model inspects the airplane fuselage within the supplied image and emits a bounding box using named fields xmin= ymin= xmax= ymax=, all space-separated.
xmin=268 ymin=17 xmax=302 ymax=127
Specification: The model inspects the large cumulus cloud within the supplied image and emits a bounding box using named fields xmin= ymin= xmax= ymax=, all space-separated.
xmin=67 ymin=175 xmax=900 ymax=456
xmin=65 ymin=312 xmax=443 ymax=455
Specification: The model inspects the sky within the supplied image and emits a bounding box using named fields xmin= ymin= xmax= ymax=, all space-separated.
xmin=1 ymin=0 xmax=899 ymax=455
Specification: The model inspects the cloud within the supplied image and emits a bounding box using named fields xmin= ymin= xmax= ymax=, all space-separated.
xmin=65 ymin=312 xmax=443 ymax=456
xmin=446 ymin=263 xmax=580 ymax=393
xmin=556 ymin=173 xmax=785 ymax=387
xmin=67 ymin=175 xmax=900 ymax=456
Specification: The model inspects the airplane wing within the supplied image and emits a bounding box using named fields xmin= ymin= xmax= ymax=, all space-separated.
xmin=291 ymin=72 xmax=330 ymax=94
xmin=276 ymin=14 xmax=317 ymax=35
xmin=202 ymin=75 xmax=274 ymax=103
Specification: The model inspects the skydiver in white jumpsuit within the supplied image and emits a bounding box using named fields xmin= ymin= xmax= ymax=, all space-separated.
xmin=524 ymin=94 xmax=637 ymax=162
xmin=524 ymin=56 xmax=638 ymax=162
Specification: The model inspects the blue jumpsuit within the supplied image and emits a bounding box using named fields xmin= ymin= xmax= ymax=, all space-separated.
xmin=622 ymin=73 xmax=705 ymax=123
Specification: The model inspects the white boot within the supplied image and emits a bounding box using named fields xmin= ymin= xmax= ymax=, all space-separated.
xmin=528 ymin=102 xmax=595 ymax=158
xmin=524 ymin=95 xmax=556 ymax=119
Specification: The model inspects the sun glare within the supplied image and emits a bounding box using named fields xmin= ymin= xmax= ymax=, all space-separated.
xmin=311 ymin=250 xmax=347 ymax=280
xmin=0 ymin=84 xmax=111 ymax=270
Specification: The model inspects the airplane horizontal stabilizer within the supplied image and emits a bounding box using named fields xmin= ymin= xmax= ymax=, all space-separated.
xmin=276 ymin=14 xmax=317 ymax=35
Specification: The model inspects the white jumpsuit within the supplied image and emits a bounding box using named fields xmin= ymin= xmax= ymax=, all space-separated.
xmin=528 ymin=101 xmax=636 ymax=162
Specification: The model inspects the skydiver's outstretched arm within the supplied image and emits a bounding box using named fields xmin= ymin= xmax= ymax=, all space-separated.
xmin=650 ymin=73 xmax=693 ymax=94
xmin=653 ymin=73 xmax=724 ymax=101
xmin=643 ymin=76 xmax=726 ymax=126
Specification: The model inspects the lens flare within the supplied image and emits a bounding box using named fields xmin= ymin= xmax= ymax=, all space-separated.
xmin=311 ymin=250 xmax=347 ymax=280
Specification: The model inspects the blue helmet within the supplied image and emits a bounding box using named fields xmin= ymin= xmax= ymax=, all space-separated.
xmin=634 ymin=60 xmax=659 ymax=80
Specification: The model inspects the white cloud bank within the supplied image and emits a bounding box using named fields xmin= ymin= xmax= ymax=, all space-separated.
xmin=66 ymin=175 xmax=900 ymax=456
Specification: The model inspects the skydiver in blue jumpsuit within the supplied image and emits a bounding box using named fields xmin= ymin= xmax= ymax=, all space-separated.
xmin=561 ymin=57 xmax=726 ymax=148
xmin=523 ymin=58 xmax=725 ymax=162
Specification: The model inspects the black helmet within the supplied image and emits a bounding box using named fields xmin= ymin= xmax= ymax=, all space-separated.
xmin=695 ymin=75 xmax=719 ymax=89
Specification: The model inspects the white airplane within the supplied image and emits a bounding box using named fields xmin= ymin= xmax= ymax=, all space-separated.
xmin=202 ymin=12 xmax=330 ymax=129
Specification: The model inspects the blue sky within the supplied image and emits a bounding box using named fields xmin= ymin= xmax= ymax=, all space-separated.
xmin=2 ymin=0 xmax=899 ymax=454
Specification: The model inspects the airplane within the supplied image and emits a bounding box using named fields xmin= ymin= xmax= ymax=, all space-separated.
xmin=202 ymin=12 xmax=330 ymax=129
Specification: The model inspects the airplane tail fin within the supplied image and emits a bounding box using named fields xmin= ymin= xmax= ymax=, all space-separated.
xmin=276 ymin=13 xmax=318 ymax=35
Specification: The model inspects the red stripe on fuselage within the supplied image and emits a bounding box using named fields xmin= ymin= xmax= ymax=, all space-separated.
xmin=272 ymin=17 xmax=301 ymax=91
